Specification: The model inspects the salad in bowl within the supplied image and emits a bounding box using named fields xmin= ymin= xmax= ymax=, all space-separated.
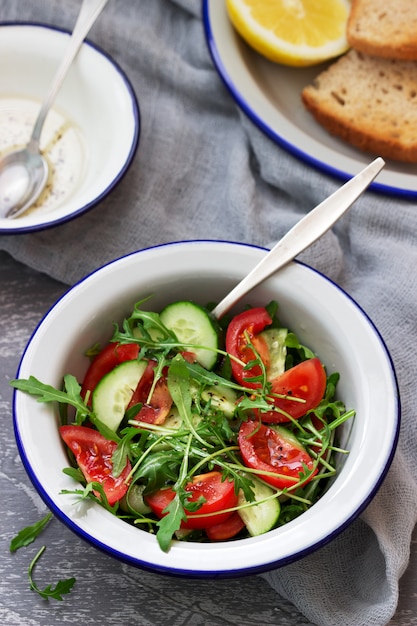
xmin=13 ymin=296 xmax=353 ymax=552
xmin=11 ymin=241 xmax=399 ymax=576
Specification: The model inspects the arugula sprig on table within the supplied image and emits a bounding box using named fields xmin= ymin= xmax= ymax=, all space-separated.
xmin=9 ymin=512 xmax=75 ymax=601
xmin=9 ymin=512 xmax=53 ymax=553
xmin=28 ymin=546 xmax=76 ymax=601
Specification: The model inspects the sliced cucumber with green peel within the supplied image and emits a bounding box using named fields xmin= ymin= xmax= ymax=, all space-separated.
xmin=270 ymin=424 xmax=308 ymax=452
xmin=92 ymin=359 xmax=147 ymax=432
xmin=120 ymin=483 xmax=152 ymax=515
xmin=162 ymin=407 xmax=183 ymax=430
xmin=201 ymin=384 xmax=238 ymax=417
xmin=260 ymin=327 xmax=288 ymax=380
xmin=159 ymin=301 xmax=219 ymax=370
xmin=163 ymin=406 xmax=202 ymax=430
xmin=238 ymin=477 xmax=280 ymax=536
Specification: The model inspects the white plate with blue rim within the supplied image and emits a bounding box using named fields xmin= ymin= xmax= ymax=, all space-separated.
xmin=203 ymin=0 xmax=417 ymax=199
xmin=0 ymin=23 xmax=140 ymax=234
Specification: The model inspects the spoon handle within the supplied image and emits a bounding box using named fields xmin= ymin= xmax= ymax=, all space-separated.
xmin=211 ymin=157 xmax=385 ymax=319
xmin=28 ymin=0 xmax=109 ymax=152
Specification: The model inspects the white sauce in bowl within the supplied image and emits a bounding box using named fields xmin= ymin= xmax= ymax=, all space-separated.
xmin=0 ymin=97 xmax=85 ymax=215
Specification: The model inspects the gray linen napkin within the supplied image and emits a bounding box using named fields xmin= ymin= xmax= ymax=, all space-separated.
xmin=1 ymin=1 xmax=417 ymax=625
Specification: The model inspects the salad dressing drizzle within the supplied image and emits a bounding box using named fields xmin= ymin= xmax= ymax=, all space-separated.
xmin=0 ymin=96 xmax=85 ymax=216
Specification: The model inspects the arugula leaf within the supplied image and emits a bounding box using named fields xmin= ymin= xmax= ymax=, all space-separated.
xmin=60 ymin=481 xmax=119 ymax=515
xmin=112 ymin=307 xmax=177 ymax=357
xmin=183 ymin=360 xmax=250 ymax=393
xmin=324 ymin=371 xmax=340 ymax=400
xmin=88 ymin=412 xmax=120 ymax=443
xmin=278 ymin=502 xmax=306 ymax=525
xmin=237 ymin=395 xmax=274 ymax=412
xmin=10 ymin=512 xmax=53 ymax=553
xmin=265 ymin=300 xmax=279 ymax=320
xmin=124 ymin=402 xmax=144 ymax=421
xmin=154 ymin=434 xmax=196 ymax=551
xmin=62 ymin=374 xmax=82 ymax=402
xmin=28 ymin=546 xmax=75 ymax=601
xmin=233 ymin=472 xmax=256 ymax=502
xmin=133 ymin=449 xmax=183 ymax=493
xmin=217 ymin=353 xmax=233 ymax=380
xmin=62 ymin=466 xmax=86 ymax=483
xmin=84 ymin=342 xmax=102 ymax=359
xmin=112 ymin=436 xmax=134 ymax=478
xmin=309 ymin=373 xmax=349 ymax=425
xmin=285 ymin=332 xmax=316 ymax=363
xmin=130 ymin=306 xmax=174 ymax=339
xmin=10 ymin=374 xmax=90 ymax=419
xmin=145 ymin=355 xmax=168 ymax=404
xmin=205 ymin=411 xmax=235 ymax=445
xmin=155 ymin=494 xmax=187 ymax=552
xmin=168 ymin=355 xmax=211 ymax=448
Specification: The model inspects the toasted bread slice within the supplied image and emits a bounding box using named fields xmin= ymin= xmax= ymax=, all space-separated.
xmin=301 ymin=50 xmax=417 ymax=162
xmin=347 ymin=0 xmax=417 ymax=61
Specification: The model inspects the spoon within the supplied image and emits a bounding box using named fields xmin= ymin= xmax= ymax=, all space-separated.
xmin=0 ymin=0 xmax=109 ymax=220
xmin=212 ymin=157 xmax=385 ymax=319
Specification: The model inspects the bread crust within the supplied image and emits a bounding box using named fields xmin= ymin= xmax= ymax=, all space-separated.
xmin=347 ymin=0 xmax=417 ymax=61
xmin=301 ymin=50 xmax=417 ymax=162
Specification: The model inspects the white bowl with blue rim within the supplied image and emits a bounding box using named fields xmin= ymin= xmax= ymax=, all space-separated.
xmin=0 ymin=23 xmax=139 ymax=234
xmin=12 ymin=240 xmax=400 ymax=576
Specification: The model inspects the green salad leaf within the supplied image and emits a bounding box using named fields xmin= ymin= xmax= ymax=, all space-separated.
xmin=28 ymin=546 xmax=76 ymax=601
xmin=10 ymin=513 xmax=76 ymax=601
xmin=9 ymin=512 xmax=53 ymax=553
xmin=10 ymin=374 xmax=90 ymax=423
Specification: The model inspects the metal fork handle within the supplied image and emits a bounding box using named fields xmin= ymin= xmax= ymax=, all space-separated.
xmin=212 ymin=157 xmax=385 ymax=319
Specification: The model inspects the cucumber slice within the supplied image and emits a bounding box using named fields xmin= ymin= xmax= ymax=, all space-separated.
xmin=270 ymin=424 xmax=307 ymax=452
xmin=120 ymin=483 xmax=152 ymax=515
xmin=163 ymin=407 xmax=183 ymax=430
xmin=201 ymin=384 xmax=238 ymax=417
xmin=92 ymin=359 xmax=147 ymax=432
xmin=163 ymin=406 xmax=202 ymax=430
xmin=260 ymin=327 xmax=288 ymax=380
xmin=238 ymin=477 xmax=280 ymax=536
xmin=160 ymin=301 xmax=219 ymax=370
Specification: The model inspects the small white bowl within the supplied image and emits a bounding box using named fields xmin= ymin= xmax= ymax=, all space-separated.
xmin=0 ymin=23 xmax=139 ymax=233
xmin=13 ymin=241 xmax=400 ymax=576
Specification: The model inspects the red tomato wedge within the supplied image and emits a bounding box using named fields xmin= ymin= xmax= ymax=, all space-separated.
xmin=260 ymin=358 xmax=327 ymax=422
xmin=238 ymin=421 xmax=317 ymax=490
xmin=127 ymin=360 xmax=172 ymax=425
xmin=180 ymin=351 xmax=198 ymax=363
xmin=81 ymin=342 xmax=140 ymax=400
xmin=60 ymin=425 xmax=131 ymax=505
xmin=145 ymin=471 xmax=237 ymax=529
xmin=225 ymin=307 xmax=272 ymax=388
xmin=205 ymin=511 xmax=246 ymax=541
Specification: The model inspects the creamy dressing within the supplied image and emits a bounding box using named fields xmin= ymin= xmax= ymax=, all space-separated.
xmin=0 ymin=97 xmax=85 ymax=216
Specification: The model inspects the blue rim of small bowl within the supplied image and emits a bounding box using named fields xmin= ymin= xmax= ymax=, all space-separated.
xmin=12 ymin=240 xmax=401 ymax=578
xmin=201 ymin=1 xmax=415 ymax=200
xmin=0 ymin=21 xmax=140 ymax=235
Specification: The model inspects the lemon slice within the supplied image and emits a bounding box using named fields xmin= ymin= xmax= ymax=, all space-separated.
xmin=226 ymin=0 xmax=350 ymax=67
